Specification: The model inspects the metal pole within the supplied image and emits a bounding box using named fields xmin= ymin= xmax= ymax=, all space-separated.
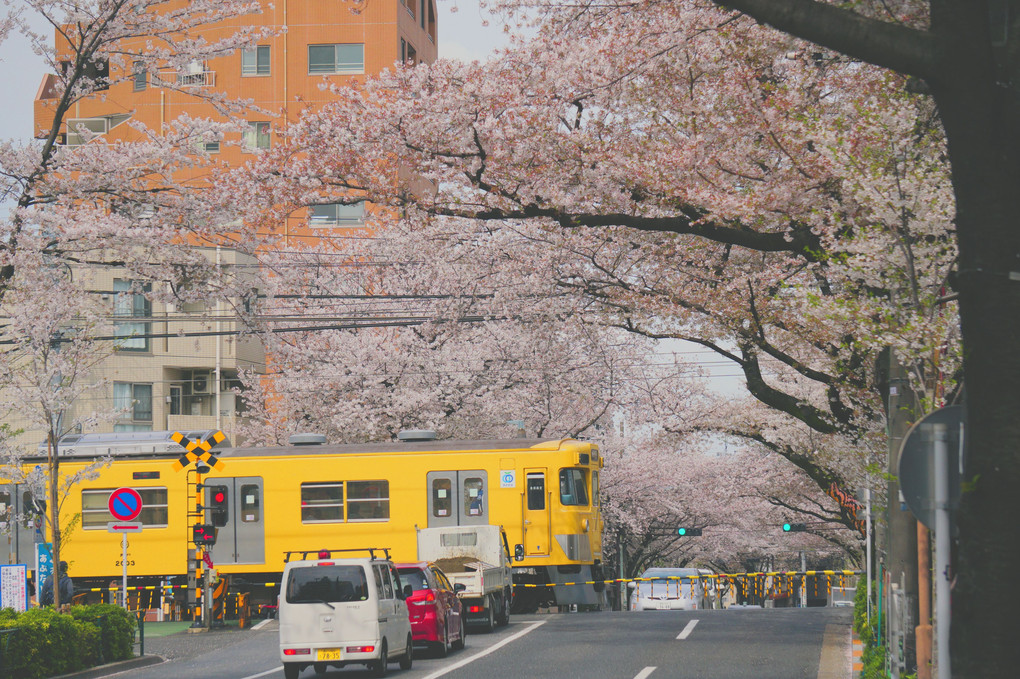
xmin=866 ymin=483 xmax=873 ymax=623
xmin=933 ymin=423 xmax=951 ymax=678
xmin=121 ymin=532 xmax=128 ymax=609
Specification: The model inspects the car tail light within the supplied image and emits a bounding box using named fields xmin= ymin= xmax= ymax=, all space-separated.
xmin=468 ymin=605 xmax=483 ymax=613
xmin=408 ymin=590 xmax=437 ymax=606
xmin=283 ymin=648 xmax=311 ymax=656
xmin=346 ymin=645 xmax=375 ymax=653
xmin=317 ymin=562 xmax=335 ymax=566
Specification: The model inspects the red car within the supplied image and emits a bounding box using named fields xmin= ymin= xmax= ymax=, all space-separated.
xmin=396 ymin=561 xmax=467 ymax=657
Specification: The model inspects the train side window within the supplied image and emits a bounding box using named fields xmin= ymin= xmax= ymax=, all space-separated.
xmin=463 ymin=477 xmax=484 ymax=516
xmin=81 ymin=487 xmax=168 ymax=528
xmin=526 ymin=473 xmax=545 ymax=510
xmin=301 ymin=482 xmax=343 ymax=523
xmin=559 ymin=469 xmax=589 ymax=506
xmin=432 ymin=478 xmax=452 ymax=517
xmin=240 ymin=484 xmax=260 ymax=522
xmin=592 ymin=470 xmax=600 ymax=506
xmin=347 ymin=480 xmax=389 ymax=521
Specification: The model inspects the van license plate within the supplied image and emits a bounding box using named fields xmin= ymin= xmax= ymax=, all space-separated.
xmin=317 ymin=649 xmax=343 ymax=661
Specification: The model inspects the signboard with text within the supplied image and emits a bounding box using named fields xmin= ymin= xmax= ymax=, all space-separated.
xmin=0 ymin=564 xmax=28 ymax=611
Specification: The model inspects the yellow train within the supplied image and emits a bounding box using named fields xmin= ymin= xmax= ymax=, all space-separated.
xmin=2 ymin=430 xmax=604 ymax=614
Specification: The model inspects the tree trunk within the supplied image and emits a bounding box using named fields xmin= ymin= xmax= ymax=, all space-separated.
xmin=931 ymin=14 xmax=1020 ymax=673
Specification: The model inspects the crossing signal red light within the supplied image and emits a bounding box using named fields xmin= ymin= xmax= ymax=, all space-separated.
xmin=207 ymin=484 xmax=229 ymax=527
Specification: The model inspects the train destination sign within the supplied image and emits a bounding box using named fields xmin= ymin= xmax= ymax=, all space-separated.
xmin=108 ymin=487 xmax=143 ymax=521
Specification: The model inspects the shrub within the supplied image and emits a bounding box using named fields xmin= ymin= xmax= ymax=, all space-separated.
xmin=0 ymin=604 xmax=135 ymax=679
xmin=70 ymin=604 xmax=137 ymax=662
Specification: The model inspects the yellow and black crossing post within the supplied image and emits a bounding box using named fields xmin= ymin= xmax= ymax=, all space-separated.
xmin=171 ymin=430 xmax=227 ymax=628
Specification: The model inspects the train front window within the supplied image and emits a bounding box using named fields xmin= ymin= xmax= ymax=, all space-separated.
xmin=301 ymin=482 xmax=343 ymax=523
xmin=347 ymin=480 xmax=389 ymax=521
xmin=559 ymin=469 xmax=589 ymax=506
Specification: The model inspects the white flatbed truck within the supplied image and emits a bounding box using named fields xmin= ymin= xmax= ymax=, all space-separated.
xmin=416 ymin=525 xmax=513 ymax=632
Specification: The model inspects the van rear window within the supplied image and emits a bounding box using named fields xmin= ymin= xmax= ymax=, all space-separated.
xmin=286 ymin=565 xmax=369 ymax=603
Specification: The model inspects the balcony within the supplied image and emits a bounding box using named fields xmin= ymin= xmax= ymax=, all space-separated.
xmin=153 ymin=69 xmax=216 ymax=89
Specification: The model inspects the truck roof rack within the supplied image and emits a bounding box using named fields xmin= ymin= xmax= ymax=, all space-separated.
xmin=283 ymin=547 xmax=392 ymax=563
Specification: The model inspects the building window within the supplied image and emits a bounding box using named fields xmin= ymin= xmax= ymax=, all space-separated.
xmin=243 ymin=122 xmax=270 ymax=152
xmin=113 ymin=279 xmax=151 ymax=351
xmin=308 ymin=202 xmax=365 ymax=227
xmin=308 ymin=44 xmax=364 ymax=75
xmin=82 ymin=487 xmax=167 ymax=528
xmin=404 ymin=41 xmax=417 ymax=65
xmin=114 ymin=382 xmax=153 ymax=425
xmin=242 ymin=46 xmax=271 ymax=76
xmin=559 ymin=468 xmax=589 ymax=506
xmin=347 ymin=481 xmax=389 ymax=521
xmin=420 ymin=0 xmax=426 ymax=28
xmin=132 ymin=61 xmax=147 ymax=91
xmin=301 ymin=482 xmax=343 ymax=523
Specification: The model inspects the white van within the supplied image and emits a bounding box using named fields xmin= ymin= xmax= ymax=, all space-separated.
xmin=278 ymin=548 xmax=414 ymax=678
xmin=628 ymin=567 xmax=708 ymax=611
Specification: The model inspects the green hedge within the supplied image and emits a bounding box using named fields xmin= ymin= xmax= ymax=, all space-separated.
xmin=853 ymin=581 xmax=887 ymax=679
xmin=0 ymin=605 xmax=136 ymax=679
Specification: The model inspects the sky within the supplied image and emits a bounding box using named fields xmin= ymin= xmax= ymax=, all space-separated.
xmin=0 ymin=1 xmax=510 ymax=142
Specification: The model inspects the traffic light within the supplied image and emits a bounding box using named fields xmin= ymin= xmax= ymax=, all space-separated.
xmin=206 ymin=484 xmax=229 ymax=527
xmin=193 ymin=523 xmax=217 ymax=546
xmin=677 ymin=527 xmax=703 ymax=536
xmin=782 ymin=523 xmax=807 ymax=532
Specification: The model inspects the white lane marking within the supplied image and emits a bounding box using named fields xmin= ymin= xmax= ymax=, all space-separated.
xmin=677 ymin=619 xmax=699 ymax=640
xmin=420 ymin=620 xmax=547 ymax=679
xmin=240 ymin=667 xmax=281 ymax=679
xmin=634 ymin=668 xmax=657 ymax=679
xmin=251 ymin=618 xmax=274 ymax=631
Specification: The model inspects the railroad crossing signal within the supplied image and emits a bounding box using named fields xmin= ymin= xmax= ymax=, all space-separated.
xmin=193 ymin=523 xmax=217 ymax=546
xmin=171 ymin=430 xmax=227 ymax=471
xmin=206 ymin=484 xmax=229 ymax=527
xmin=783 ymin=523 xmax=807 ymax=532
xmin=677 ymin=527 xmax=703 ymax=536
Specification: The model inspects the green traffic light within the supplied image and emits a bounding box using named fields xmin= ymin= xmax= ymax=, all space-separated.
xmin=783 ymin=523 xmax=792 ymax=531
xmin=678 ymin=527 xmax=687 ymax=536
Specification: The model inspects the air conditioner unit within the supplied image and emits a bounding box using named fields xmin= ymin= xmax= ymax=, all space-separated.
xmin=191 ymin=371 xmax=213 ymax=394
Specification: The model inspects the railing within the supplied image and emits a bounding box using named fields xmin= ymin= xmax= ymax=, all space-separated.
xmin=152 ymin=70 xmax=216 ymax=88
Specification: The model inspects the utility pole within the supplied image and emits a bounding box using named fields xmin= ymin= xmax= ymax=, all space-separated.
xmin=885 ymin=355 xmax=921 ymax=678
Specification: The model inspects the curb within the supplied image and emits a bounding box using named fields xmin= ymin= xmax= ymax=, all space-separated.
xmin=53 ymin=654 xmax=164 ymax=679
xmin=852 ymin=629 xmax=864 ymax=676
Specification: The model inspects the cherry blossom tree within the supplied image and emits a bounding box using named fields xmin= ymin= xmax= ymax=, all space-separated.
xmin=0 ymin=0 xmax=270 ymax=607
xmin=237 ymin=0 xmax=955 ymax=536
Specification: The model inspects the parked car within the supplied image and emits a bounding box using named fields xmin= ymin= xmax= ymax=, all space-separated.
xmin=628 ymin=567 xmax=708 ymax=611
xmin=278 ymin=548 xmax=414 ymax=678
xmin=396 ymin=561 xmax=467 ymax=657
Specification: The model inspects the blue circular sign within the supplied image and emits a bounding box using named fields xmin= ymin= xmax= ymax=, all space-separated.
xmin=108 ymin=487 xmax=143 ymax=521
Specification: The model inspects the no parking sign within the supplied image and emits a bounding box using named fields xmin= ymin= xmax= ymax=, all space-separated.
xmin=108 ymin=487 xmax=143 ymax=521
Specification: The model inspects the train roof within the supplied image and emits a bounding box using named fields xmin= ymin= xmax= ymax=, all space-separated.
xmin=36 ymin=431 xmax=594 ymax=461
xmin=221 ymin=438 xmax=582 ymax=458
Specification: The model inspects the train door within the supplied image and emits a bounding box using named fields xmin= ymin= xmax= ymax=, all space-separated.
xmin=426 ymin=471 xmax=488 ymax=527
xmin=209 ymin=477 xmax=265 ymax=565
xmin=522 ymin=470 xmax=551 ymax=556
